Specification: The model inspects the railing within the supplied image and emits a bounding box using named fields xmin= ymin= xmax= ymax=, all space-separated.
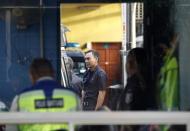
xmin=0 ymin=112 xmax=189 ymax=131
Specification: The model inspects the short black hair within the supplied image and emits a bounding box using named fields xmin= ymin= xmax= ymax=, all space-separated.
xmin=85 ymin=49 xmax=99 ymax=61
xmin=128 ymin=48 xmax=148 ymax=89
xmin=158 ymin=25 xmax=175 ymax=48
xmin=30 ymin=58 xmax=54 ymax=78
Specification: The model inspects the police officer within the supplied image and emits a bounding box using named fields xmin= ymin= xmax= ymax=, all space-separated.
xmin=7 ymin=58 xmax=81 ymax=131
xmin=157 ymin=28 xmax=179 ymax=131
xmin=158 ymin=33 xmax=179 ymax=111
xmin=82 ymin=50 xmax=107 ymax=111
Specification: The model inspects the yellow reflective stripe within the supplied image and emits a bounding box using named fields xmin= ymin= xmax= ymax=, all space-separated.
xmin=18 ymin=89 xmax=78 ymax=131
xmin=19 ymin=91 xmax=45 ymax=112
xmin=53 ymin=90 xmax=78 ymax=111
xmin=19 ymin=123 xmax=69 ymax=131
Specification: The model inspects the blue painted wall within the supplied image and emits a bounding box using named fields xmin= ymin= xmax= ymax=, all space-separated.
xmin=0 ymin=0 xmax=60 ymax=107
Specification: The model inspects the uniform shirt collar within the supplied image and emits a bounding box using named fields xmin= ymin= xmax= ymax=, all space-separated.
xmin=89 ymin=65 xmax=99 ymax=72
xmin=37 ymin=76 xmax=54 ymax=82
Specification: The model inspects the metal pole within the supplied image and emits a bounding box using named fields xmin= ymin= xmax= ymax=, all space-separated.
xmin=0 ymin=112 xmax=189 ymax=125
xmin=121 ymin=3 xmax=127 ymax=88
xmin=5 ymin=10 xmax=11 ymax=82
xmin=69 ymin=123 xmax=74 ymax=131
xmin=131 ymin=3 xmax=137 ymax=48
xmin=40 ymin=0 xmax=44 ymax=57
xmin=187 ymin=123 xmax=190 ymax=131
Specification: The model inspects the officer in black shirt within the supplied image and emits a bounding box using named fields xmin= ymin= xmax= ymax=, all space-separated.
xmin=118 ymin=48 xmax=148 ymax=111
xmin=82 ymin=50 xmax=107 ymax=111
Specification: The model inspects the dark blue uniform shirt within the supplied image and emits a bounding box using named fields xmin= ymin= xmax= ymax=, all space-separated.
xmin=83 ymin=66 xmax=107 ymax=110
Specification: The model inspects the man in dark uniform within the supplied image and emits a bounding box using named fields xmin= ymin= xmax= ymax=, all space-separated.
xmin=82 ymin=50 xmax=107 ymax=111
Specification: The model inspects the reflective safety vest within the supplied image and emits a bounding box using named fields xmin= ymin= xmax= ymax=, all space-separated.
xmin=158 ymin=52 xmax=179 ymax=131
xmin=18 ymin=81 xmax=80 ymax=131
xmin=159 ymin=52 xmax=179 ymax=110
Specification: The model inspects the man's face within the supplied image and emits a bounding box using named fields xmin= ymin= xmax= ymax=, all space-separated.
xmin=85 ymin=52 xmax=97 ymax=69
